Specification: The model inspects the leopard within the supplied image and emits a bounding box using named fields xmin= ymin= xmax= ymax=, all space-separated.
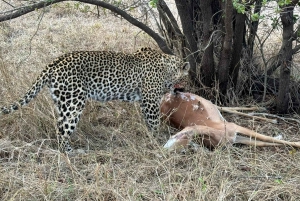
xmin=0 ymin=48 xmax=190 ymax=153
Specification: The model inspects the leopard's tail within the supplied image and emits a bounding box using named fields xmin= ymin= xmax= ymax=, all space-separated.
xmin=0 ymin=69 xmax=49 ymax=115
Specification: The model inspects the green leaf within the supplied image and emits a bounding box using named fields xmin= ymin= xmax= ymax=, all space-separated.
xmin=278 ymin=0 xmax=292 ymax=6
xmin=262 ymin=0 xmax=267 ymax=6
xmin=233 ymin=0 xmax=245 ymax=14
xmin=251 ymin=13 xmax=260 ymax=21
xmin=198 ymin=177 xmax=207 ymax=191
xmin=149 ymin=0 xmax=158 ymax=8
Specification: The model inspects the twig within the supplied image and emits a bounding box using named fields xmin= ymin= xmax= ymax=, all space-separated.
xmin=2 ymin=0 xmax=15 ymax=8
xmin=17 ymin=7 xmax=45 ymax=68
xmin=218 ymin=107 xmax=277 ymax=124
xmin=248 ymin=112 xmax=300 ymax=125
xmin=218 ymin=106 xmax=267 ymax=112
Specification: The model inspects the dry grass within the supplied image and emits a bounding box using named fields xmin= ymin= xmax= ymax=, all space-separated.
xmin=1 ymin=2 xmax=300 ymax=200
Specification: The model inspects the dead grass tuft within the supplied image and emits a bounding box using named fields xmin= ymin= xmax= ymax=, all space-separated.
xmin=1 ymin=1 xmax=300 ymax=200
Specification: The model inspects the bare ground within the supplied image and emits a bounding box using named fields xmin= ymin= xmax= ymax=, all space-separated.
xmin=1 ymin=2 xmax=300 ymax=201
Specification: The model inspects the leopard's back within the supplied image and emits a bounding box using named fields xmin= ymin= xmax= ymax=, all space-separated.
xmin=48 ymin=51 xmax=144 ymax=103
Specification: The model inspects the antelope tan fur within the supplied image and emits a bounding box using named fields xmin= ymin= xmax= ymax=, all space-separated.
xmin=160 ymin=92 xmax=300 ymax=150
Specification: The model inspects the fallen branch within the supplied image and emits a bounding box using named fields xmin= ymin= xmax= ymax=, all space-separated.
xmin=217 ymin=106 xmax=267 ymax=112
xmin=248 ymin=113 xmax=300 ymax=125
xmin=217 ymin=107 xmax=277 ymax=124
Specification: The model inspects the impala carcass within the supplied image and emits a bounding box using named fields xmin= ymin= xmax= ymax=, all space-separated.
xmin=160 ymin=92 xmax=300 ymax=150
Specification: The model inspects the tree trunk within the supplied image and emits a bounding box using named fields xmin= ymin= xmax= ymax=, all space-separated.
xmin=247 ymin=0 xmax=261 ymax=57
xmin=199 ymin=0 xmax=214 ymax=88
xmin=175 ymin=0 xmax=200 ymax=86
xmin=229 ymin=12 xmax=246 ymax=88
xmin=276 ymin=3 xmax=295 ymax=113
xmin=217 ymin=0 xmax=233 ymax=99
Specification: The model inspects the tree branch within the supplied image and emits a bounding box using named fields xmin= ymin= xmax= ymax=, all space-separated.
xmin=0 ymin=0 xmax=173 ymax=54
xmin=293 ymin=44 xmax=300 ymax=54
xmin=158 ymin=0 xmax=182 ymax=35
xmin=157 ymin=0 xmax=185 ymax=58
xmin=0 ymin=0 xmax=61 ymax=21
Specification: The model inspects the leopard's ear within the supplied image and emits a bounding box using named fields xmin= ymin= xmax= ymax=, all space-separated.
xmin=182 ymin=62 xmax=190 ymax=75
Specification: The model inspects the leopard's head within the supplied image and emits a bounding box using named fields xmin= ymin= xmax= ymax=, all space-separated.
xmin=134 ymin=48 xmax=190 ymax=93
xmin=163 ymin=55 xmax=190 ymax=93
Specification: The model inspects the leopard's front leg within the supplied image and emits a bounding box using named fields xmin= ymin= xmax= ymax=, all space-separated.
xmin=139 ymin=90 xmax=162 ymax=132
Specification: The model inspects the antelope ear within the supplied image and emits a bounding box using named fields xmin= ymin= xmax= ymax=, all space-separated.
xmin=182 ymin=62 xmax=190 ymax=71
xmin=182 ymin=62 xmax=190 ymax=74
